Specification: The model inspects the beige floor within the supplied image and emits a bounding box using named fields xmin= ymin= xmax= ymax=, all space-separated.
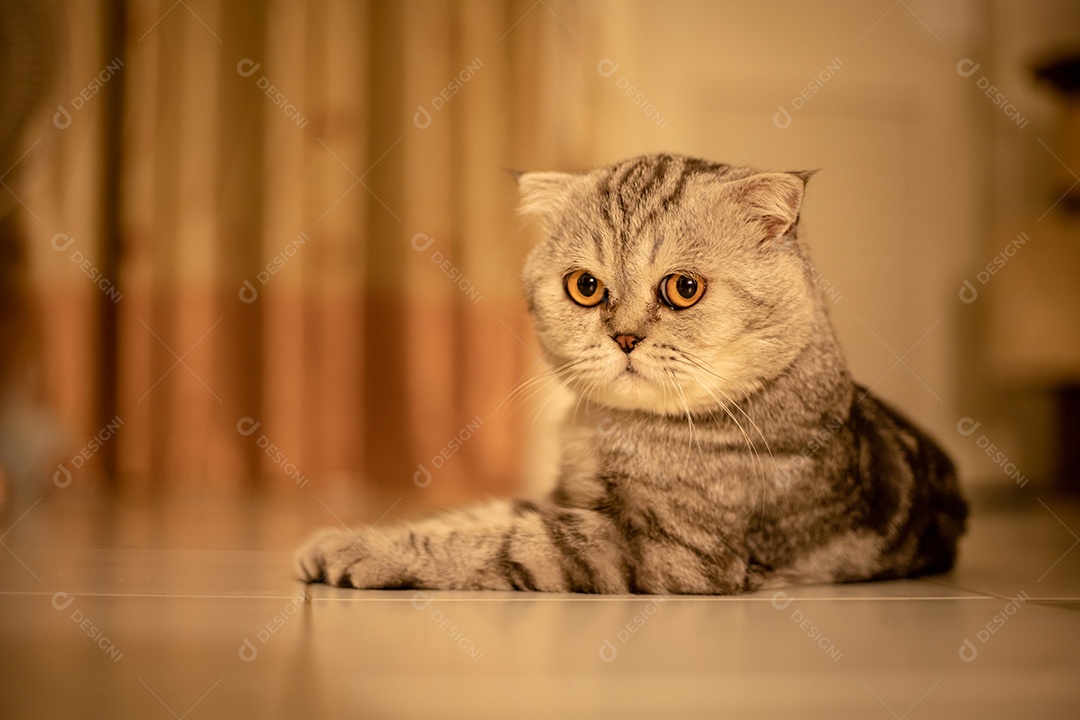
xmin=1 ymin=487 xmax=1078 ymax=719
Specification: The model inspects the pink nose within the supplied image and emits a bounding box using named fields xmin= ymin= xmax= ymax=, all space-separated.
xmin=613 ymin=334 xmax=643 ymax=353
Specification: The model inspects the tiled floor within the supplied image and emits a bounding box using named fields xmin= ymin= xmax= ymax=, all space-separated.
xmin=1 ymin=487 xmax=1078 ymax=719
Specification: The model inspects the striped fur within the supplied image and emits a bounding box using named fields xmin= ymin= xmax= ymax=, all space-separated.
xmin=296 ymin=154 xmax=968 ymax=594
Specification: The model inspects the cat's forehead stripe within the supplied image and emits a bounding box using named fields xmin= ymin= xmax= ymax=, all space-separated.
xmin=595 ymin=154 xmax=734 ymax=263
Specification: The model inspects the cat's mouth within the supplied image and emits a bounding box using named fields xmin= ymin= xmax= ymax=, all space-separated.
xmin=617 ymin=358 xmax=656 ymax=385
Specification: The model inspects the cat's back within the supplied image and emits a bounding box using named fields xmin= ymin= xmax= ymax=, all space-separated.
xmin=843 ymin=386 xmax=968 ymax=577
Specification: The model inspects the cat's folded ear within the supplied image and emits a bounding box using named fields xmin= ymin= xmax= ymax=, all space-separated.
xmin=513 ymin=171 xmax=578 ymax=226
xmin=727 ymin=171 xmax=813 ymax=239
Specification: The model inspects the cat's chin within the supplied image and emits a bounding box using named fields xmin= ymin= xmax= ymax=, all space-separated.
xmin=584 ymin=391 xmax=715 ymax=417
xmin=583 ymin=370 xmax=723 ymax=417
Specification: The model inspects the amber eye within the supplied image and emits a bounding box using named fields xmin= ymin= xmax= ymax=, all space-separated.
xmin=565 ymin=269 xmax=606 ymax=307
xmin=659 ymin=273 xmax=706 ymax=309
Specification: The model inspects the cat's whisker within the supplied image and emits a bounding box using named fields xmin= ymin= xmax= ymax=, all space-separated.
xmin=711 ymin=384 xmax=777 ymax=518
xmin=497 ymin=373 xmax=565 ymax=419
xmin=492 ymin=373 xmax=556 ymax=415
xmin=502 ymin=365 xmax=594 ymax=431
xmin=572 ymin=377 xmax=591 ymax=423
xmin=492 ymin=358 xmax=592 ymax=416
xmin=665 ymin=370 xmax=696 ymax=469
xmin=671 ymin=351 xmax=778 ymax=481
xmin=580 ymin=377 xmax=602 ymax=421
xmin=703 ymin=385 xmax=772 ymax=525
xmin=527 ymin=375 xmax=577 ymax=428
xmin=571 ymin=362 xmax=606 ymax=424
xmin=516 ymin=374 xmax=573 ymax=418
xmin=687 ymin=376 xmax=767 ymax=499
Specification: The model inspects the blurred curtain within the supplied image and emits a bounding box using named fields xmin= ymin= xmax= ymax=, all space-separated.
xmin=19 ymin=0 xmax=593 ymax=500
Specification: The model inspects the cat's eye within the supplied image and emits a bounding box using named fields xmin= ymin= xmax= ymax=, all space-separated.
xmin=565 ymin=269 xmax=606 ymax=307
xmin=659 ymin=273 xmax=706 ymax=309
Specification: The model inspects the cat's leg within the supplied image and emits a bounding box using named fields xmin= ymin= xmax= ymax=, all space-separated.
xmin=294 ymin=500 xmax=631 ymax=593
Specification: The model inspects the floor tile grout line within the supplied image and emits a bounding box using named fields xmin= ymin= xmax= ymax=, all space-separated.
xmin=0 ymin=591 xmax=1015 ymax=601
xmin=0 ymin=591 xmax=312 ymax=601
xmin=920 ymin=577 xmax=1001 ymax=599
xmin=921 ymin=576 xmax=1078 ymax=603
xmin=297 ymin=594 xmax=1000 ymax=603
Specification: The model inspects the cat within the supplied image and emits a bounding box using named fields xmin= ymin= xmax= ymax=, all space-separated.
xmin=295 ymin=153 xmax=968 ymax=594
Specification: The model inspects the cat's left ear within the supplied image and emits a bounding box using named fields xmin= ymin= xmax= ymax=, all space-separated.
xmin=513 ymin=171 xmax=578 ymax=225
xmin=728 ymin=171 xmax=814 ymax=239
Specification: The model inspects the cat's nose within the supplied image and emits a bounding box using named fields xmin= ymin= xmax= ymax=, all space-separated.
xmin=612 ymin=334 xmax=644 ymax=354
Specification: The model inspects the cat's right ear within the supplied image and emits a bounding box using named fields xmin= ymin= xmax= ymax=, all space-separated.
xmin=725 ymin=172 xmax=808 ymax=240
xmin=514 ymin=172 xmax=577 ymax=225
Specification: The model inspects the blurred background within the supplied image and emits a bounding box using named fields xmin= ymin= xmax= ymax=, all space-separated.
xmin=1 ymin=0 xmax=1078 ymax=510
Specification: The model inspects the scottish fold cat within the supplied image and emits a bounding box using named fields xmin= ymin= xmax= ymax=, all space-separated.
xmin=296 ymin=154 xmax=967 ymax=594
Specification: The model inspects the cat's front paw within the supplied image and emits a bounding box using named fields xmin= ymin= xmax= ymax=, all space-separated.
xmin=295 ymin=527 xmax=355 ymax=583
xmin=294 ymin=527 xmax=405 ymax=588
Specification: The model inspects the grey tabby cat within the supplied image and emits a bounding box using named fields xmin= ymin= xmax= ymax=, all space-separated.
xmin=296 ymin=154 xmax=968 ymax=594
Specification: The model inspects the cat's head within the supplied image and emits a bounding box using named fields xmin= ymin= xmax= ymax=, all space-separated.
xmin=518 ymin=154 xmax=822 ymax=416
